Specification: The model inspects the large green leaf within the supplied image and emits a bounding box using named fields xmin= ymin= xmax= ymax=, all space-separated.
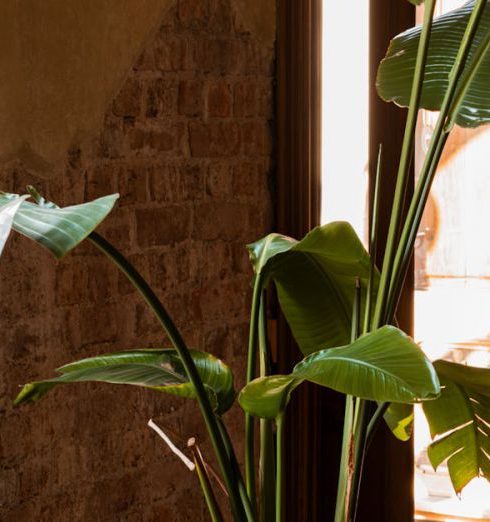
xmin=292 ymin=326 xmax=440 ymax=403
xmin=248 ymin=222 xmax=376 ymax=355
xmin=239 ymin=327 xmax=439 ymax=418
xmin=377 ymin=1 xmax=490 ymax=128
xmin=423 ymin=360 xmax=490 ymax=493
xmin=0 ymin=191 xmax=119 ymax=259
xmin=238 ymin=375 xmax=300 ymax=419
xmin=14 ymin=349 xmax=235 ymax=414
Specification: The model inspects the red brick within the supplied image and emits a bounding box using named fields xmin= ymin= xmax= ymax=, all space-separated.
xmin=206 ymin=163 xmax=232 ymax=197
xmin=193 ymin=201 xmax=249 ymax=240
xmin=136 ymin=206 xmax=191 ymax=247
xmin=148 ymin=163 xmax=204 ymax=202
xmin=178 ymin=0 xmax=209 ymax=29
xmin=189 ymin=122 xmax=240 ymax=157
xmin=192 ymin=39 xmax=238 ymax=74
xmin=233 ymin=162 xmax=263 ymax=198
xmin=145 ymin=79 xmax=178 ymax=118
xmin=148 ymin=245 xmax=194 ymax=291
xmin=55 ymin=257 xmax=114 ymax=306
xmin=117 ymin=165 xmax=149 ymax=206
xmin=112 ymin=78 xmax=142 ymax=118
xmin=129 ymin=123 xmax=186 ymax=155
xmin=234 ymin=81 xmax=257 ymax=117
xmin=178 ymin=80 xmax=204 ymax=117
xmin=85 ymin=163 xmax=117 ymax=201
xmin=209 ymin=0 xmax=233 ymax=34
xmin=241 ymin=121 xmax=271 ymax=156
xmin=153 ymin=35 xmax=188 ymax=72
xmin=207 ymin=81 xmax=231 ymax=117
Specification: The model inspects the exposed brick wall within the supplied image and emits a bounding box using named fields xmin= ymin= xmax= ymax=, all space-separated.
xmin=0 ymin=1 xmax=274 ymax=520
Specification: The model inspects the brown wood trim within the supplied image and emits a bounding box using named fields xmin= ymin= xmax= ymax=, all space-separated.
xmin=275 ymin=1 xmax=323 ymax=521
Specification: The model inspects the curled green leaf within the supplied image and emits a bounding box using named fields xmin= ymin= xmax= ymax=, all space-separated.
xmin=15 ymin=349 xmax=235 ymax=415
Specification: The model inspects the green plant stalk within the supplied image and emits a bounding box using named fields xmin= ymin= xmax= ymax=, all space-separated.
xmin=334 ymin=395 xmax=355 ymax=522
xmin=258 ymin=295 xmax=276 ymax=522
xmin=363 ymin=144 xmax=383 ymax=335
xmin=88 ymin=232 xmax=249 ymax=522
xmin=386 ymin=0 xmax=487 ymax=325
xmin=385 ymin=131 xmax=449 ymax=319
xmin=372 ymin=0 xmax=436 ymax=328
xmin=334 ymin=280 xmax=362 ymax=522
xmin=245 ymin=274 xmax=264 ymax=505
xmin=348 ymin=399 xmax=370 ymax=522
xmin=275 ymin=412 xmax=286 ymax=522
xmin=365 ymin=402 xmax=390 ymax=449
xmin=191 ymin=444 xmax=224 ymax=522
xmin=216 ymin=418 xmax=256 ymax=522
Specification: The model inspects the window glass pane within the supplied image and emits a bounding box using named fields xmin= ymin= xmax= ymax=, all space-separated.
xmin=321 ymin=0 xmax=369 ymax=245
xmin=414 ymin=2 xmax=490 ymax=520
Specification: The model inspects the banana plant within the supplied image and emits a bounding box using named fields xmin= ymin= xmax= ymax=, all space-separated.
xmin=5 ymin=1 xmax=490 ymax=521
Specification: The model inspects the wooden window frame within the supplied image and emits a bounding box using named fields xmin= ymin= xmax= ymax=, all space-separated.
xmin=275 ymin=1 xmax=415 ymax=521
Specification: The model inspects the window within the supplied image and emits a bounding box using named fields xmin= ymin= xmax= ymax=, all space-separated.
xmin=322 ymin=1 xmax=490 ymax=520
xmin=414 ymin=2 xmax=490 ymax=520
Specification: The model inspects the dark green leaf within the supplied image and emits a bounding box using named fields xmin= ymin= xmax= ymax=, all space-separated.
xmin=423 ymin=360 xmax=490 ymax=493
xmin=15 ymin=349 xmax=235 ymax=414
xmin=292 ymin=326 xmax=440 ymax=403
xmin=238 ymin=375 xmax=301 ymax=419
xmin=248 ymin=222 xmax=377 ymax=355
xmin=0 ymin=191 xmax=119 ymax=259
xmin=377 ymin=1 xmax=490 ymax=128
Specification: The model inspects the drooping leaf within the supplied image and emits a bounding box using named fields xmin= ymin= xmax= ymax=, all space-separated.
xmin=422 ymin=360 xmax=490 ymax=493
xmin=0 ymin=191 xmax=119 ymax=259
xmin=238 ymin=375 xmax=301 ymax=419
xmin=0 ymin=195 xmax=29 ymax=255
xmin=408 ymin=0 xmax=424 ymax=4
xmin=377 ymin=1 xmax=490 ymax=128
xmin=384 ymin=403 xmax=414 ymax=441
xmin=15 ymin=349 xmax=235 ymax=414
xmin=292 ymin=326 xmax=440 ymax=403
xmin=247 ymin=222 xmax=377 ymax=355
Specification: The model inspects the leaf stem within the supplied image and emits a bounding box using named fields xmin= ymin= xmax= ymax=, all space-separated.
xmin=335 ymin=281 xmax=362 ymax=522
xmin=245 ymin=274 xmax=264 ymax=506
xmin=275 ymin=412 xmax=286 ymax=522
xmin=258 ymin=294 xmax=276 ymax=522
xmin=189 ymin=439 xmax=224 ymax=522
xmin=364 ymin=145 xmax=383 ymax=334
xmin=365 ymin=402 xmax=390 ymax=450
xmin=88 ymin=232 xmax=249 ymax=522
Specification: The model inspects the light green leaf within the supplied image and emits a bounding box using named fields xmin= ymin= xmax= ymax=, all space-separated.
xmin=423 ymin=360 xmax=490 ymax=493
xmin=247 ymin=222 xmax=376 ymax=355
xmin=0 ymin=195 xmax=29 ymax=255
xmin=384 ymin=403 xmax=414 ymax=441
xmin=408 ymin=0 xmax=424 ymax=5
xmin=0 ymin=191 xmax=119 ymax=259
xmin=238 ymin=375 xmax=301 ymax=419
xmin=292 ymin=326 xmax=440 ymax=403
xmin=377 ymin=1 xmax=490 ymax=128
xmin=14 ymin=349 xmax=235 ymax=414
